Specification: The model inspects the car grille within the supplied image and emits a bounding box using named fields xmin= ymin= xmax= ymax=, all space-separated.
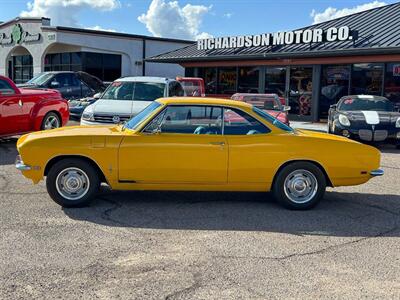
xmin=93 ymin=114 xmax=131 ymax=124
xmin=358 ymin=130 xmax=388 ymax=142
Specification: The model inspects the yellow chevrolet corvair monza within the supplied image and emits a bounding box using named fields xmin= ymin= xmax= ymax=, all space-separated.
xmin=16 ymin=98 xmax=383 ymax=210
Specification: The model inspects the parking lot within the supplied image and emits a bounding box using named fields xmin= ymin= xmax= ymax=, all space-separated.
xmin=1 ymin=135 xmax=399 ymax=299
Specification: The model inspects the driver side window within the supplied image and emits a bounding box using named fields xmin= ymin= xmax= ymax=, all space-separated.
xmin=0 ymin=79 xmax=15 ymax=95
xmin=223 ymin=108 xmax=270 ymax=135
xmin=144 ymin=105 xmax=223 ymax=135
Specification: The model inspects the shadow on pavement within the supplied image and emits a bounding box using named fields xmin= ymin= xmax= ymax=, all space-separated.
xmin=64 ymin=188 xmax=400 ymax=237
xmin=0 ymin=138 xmax=18 ymax=166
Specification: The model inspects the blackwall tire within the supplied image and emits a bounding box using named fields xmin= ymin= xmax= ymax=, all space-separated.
xmin=41 ymin=112 xmax=61 ymax=130
xmin=46 ymin=158 xmax=100 ymax=207
xmin=273 ymin=162 xmax=326 ymax=210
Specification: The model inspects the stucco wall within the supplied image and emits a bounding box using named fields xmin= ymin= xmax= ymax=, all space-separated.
xmin=0 ymin=18 xmax=191 ymax=81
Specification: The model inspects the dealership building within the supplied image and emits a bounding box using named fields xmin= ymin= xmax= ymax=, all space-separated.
xmin=0 ymin=17 xmax=192 ymax=84
xmin=149 ymin=2 xmax=400 ymax=121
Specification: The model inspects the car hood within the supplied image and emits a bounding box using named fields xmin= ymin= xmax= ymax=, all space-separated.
xmin=17 ymin=126 xmax=122 ymax=148
xmin=90 ymin=99 xmax=152 ymax=116
xmin=296 ymin=129 xmax=358 ymax=143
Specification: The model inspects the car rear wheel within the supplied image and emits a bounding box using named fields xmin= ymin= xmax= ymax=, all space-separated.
xmin=46 ymin=158 xmax=100 ymax=207
xmin=273 ymin=162 xmax=326 ymax=210
xmin=41 ymin=112 xmax=61 ymax=130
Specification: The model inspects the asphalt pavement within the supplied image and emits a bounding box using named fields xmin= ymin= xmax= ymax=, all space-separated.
xmin=0 ymin=135 xmax=399 ymax=299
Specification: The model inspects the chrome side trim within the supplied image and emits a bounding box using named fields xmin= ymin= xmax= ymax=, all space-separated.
xmin=370 ymin=169 xmax=384 ymax=177
xmin=16 ymin=163 xmax=32 ymax=171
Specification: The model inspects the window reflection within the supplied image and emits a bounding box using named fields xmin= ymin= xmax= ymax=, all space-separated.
xmin=265 ymin=67 xmax=286 ymax=97
xmin=384 ymin=63 xmax=400 ymax=109
xmin=238 ymin=67 xmax=259 ymax=93
xmin=218 ymin=67 xmax=237 ymax=95
xmin=320 ymin=65 xmax=350 ymax=118
xmin=351 ymin=63 xmax=383 ymax=95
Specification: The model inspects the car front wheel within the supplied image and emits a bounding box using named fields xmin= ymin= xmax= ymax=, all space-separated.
xmin=41 ymin=112 xmax=61 ymax=130
xmin=46 ymin=158 xmax=100 ymax=207
xmin=273 ymin=162 xmax=326 ymax=210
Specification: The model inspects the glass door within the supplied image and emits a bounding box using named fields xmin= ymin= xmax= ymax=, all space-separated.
xmin=265 ymin=67 xmax=286 ymax=105
xmin=288 ymin=66 xmax=313 ymax=117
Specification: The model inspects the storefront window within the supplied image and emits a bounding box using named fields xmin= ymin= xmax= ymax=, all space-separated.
xmin=198 ymin=67 xmax=217 ymax=94
xmin=289 ymin=67 xmax=313 ymax=116
xmin=384 ymin=63 xmax=400 ymax=109
xmin=319 ymin=65 xmax=350 ymax=118
xmin=185 ymin=67 xmax=195 ymax=77
xmin=351 ymin=63 xmax=383 ymax=95
xmin=44 ymin=52 xmax=121 ymax=81
xmin=238 ymin=67 xmax=259 ymax=93
xmin=13 ymin=55 xmax=33 ymax=84
xmin=218 ymin=67 xmax=237 ymax=95
xmin=265 ymin=67 xmax=286 ymax=98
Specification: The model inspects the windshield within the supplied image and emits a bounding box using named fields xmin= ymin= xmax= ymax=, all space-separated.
xmin=252 ymin=107 xmax=293 ymax=132
xmin=338 ymin=97 xmax=395 ymax=112
xmin=242 ymin=96 xmax=282 ymax=110
xmin=101 ymin=81 xmax=166 ymax=101
xmin=124 ymin=101 xmax=162 ymax=130
xmin=27 ymin=73 xmax=53 ymax=86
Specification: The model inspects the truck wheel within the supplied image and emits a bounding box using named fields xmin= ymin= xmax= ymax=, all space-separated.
xmin=46 ymin=158 xmax=100 ymax=207
xmin=273 ymin=162 xmax=326 ymax=210
xmin=41 ymin=112 xmax=61 ymax=130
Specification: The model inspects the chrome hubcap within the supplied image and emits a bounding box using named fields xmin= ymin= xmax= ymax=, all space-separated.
xmin=284 ymin=169 xmax=318 ymax=204
xmin=56 ymin=167 xmax=90 ymax=201
xmin=44 ymin=116 xmax=60 ymax=130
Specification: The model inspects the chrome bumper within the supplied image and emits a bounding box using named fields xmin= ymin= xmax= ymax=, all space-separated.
xmin=15 ymin=155 xmax=32 ymax=171
xmin=370 ymin=169 xmax=384 ymax=177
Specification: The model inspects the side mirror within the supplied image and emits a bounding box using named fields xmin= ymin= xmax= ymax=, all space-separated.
xmin=50 ymin=81 xmax=60 ymax=88
xmin=283 ymin=105 xmax=291 ymax=112
xmin=330 ymin=104 xmax=337 ymax=110
xmin=93 ymin=93 xmax=101 ymax=99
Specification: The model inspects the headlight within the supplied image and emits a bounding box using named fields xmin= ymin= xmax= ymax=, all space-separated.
xmin=81 ymin=105 xmax=94 ymax=121
xmin=338 ymin=114 xmax=350 ymax=126
xmin=396 ymin=117 xmax=400 ymax=128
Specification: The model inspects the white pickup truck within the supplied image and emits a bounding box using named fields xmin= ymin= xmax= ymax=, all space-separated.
xmin=80 ymin=76 xmax=185 ymax=125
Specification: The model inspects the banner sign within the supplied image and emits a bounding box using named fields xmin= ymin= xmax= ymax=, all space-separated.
xmin=0 ymin=24 xmax=41 ymax=46
xmin=393 ymin=64 xmax=400 ymax=77
xmin=197 ymin=26 xmax=353 ymax=51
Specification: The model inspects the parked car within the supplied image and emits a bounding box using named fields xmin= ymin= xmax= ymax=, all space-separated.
xmin=18 ymin=71 xmax=106 ymax=100
xmin=80 ymin=76 xmax=185 ymax=125
xmin=231 ymin=93 xmax=291 ymax=125
xmin=0 ymin=75 xmax=69 ymax=137
xmin=328 ymin=95 xmax=400 ymax=148
xmin=68 ymin=93 xmax=102 ymax=119
xmin=176 ymin=77 xmax=205 ymax=97
xmin=16 ymin=97 xmax=382 ymax=210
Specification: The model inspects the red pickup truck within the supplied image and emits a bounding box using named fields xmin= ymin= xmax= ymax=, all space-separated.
xmin=0 ymin=75 xmax=69 ymax=137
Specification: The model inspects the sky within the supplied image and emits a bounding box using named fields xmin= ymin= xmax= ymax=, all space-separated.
xmin=0 ymin=0 xmax=398 ymax=40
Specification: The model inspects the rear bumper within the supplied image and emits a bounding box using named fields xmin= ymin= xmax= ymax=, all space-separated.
xmin=370 ymin=169 xmax=384 ymax=177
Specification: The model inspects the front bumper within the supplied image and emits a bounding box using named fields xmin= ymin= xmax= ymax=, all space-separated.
xmin=333 ymin=124 xmax=400 ymax=144
xmin=15 ymin=155 xmax=31 ymax=171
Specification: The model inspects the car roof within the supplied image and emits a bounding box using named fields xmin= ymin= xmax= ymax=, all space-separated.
xmin=343 ymin=95 xmax=389 ymax=101
xmin=233 ymin=93 xmax=279 ymax=97
xmin=116 ymin=76 xmax=174 ymax=83
xmin=156 ymin=97 xmax=252 ymax=108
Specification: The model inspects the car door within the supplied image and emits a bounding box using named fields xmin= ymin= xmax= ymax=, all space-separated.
xmin=0 ymin=79 xmax=21 ymax=135
xmin=47 ymin=74 xmax=75 ymax=99
xmin=223 ymin=107 xmax=276 ymax=184
xmin=118 ymin=105 xmax=228 ymax=184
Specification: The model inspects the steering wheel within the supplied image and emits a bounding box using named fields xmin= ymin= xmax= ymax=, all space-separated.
xmin=194 ymin=126 xmax=207 ymax=134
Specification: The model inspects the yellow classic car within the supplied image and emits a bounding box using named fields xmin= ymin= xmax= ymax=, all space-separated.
xmin=16 ymin=97 xmax=383 ymax=210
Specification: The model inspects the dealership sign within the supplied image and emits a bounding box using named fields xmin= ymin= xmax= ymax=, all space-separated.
xmin=197 ymin=26 xmax=353 ymax=50
xmin=0 ymin=24 xmax=41 ymax=46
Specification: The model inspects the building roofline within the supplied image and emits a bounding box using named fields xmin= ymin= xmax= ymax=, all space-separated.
xmin=0 ymin=17 xmax=50 ymax=29
xmin=52 ymin=26 xmax=194 ymax=44
xmin=146 ymin=46 xmax=400 ymax=63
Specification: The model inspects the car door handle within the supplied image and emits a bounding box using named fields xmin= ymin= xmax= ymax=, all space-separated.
xmin=18 ymin=100 xmax=23 ymax=107
xmin=209 ymin=141 xmax=225 ymax=146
